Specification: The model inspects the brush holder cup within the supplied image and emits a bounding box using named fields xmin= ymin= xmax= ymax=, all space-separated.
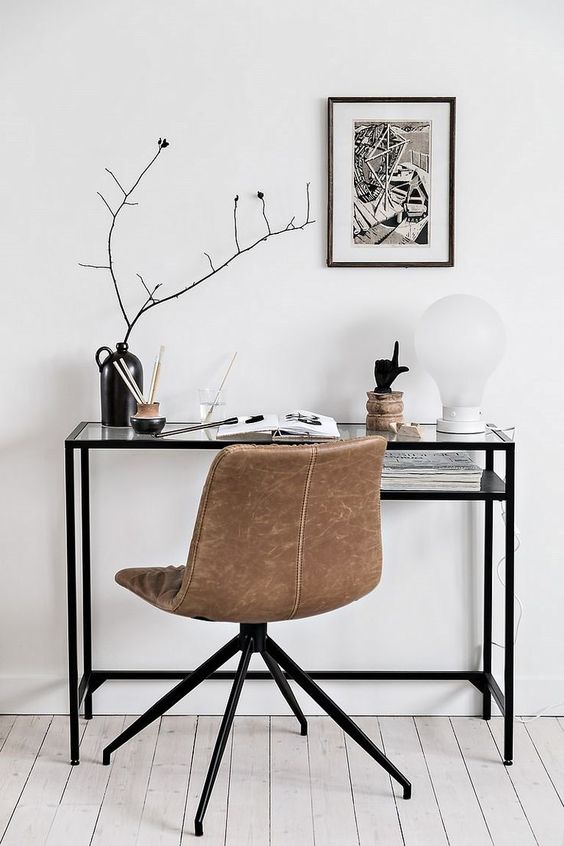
xmin=96 ymin=342 xmax=143 ymax=427
xmin=131 ymin=402 xmax=166 ymax=435
xmin=134 ymin=402 xmax=161 ymax=418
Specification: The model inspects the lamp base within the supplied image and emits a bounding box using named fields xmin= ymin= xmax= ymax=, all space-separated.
xmin=436 ymin=406 xmax=486 ymax=434
xmin=436 ymin=418 xmax=487 ymax=434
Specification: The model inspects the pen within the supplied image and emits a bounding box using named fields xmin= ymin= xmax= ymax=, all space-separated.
xmin=154 ymin=417 xmax=239 ymax=438
xmin=154 ymin=415 xmax=265 ymax=439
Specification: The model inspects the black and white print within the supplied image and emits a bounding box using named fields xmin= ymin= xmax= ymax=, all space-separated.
xmin=353 ymin=120 xmax=431 ymax=246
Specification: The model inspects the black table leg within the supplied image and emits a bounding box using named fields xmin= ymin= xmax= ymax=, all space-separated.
xmin=482 ymin=451 xmax=494 ymax=720
xmin=504 ymin=447 xmax=515 ymax=764
xmin=65 ymin=445 xmax=80 ymax=764
xmin=81 ymin=450 xmax=93 ymax=720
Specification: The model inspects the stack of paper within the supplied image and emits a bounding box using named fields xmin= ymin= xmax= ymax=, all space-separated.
xmin=381 ymin=451 xmax=483 ymax=490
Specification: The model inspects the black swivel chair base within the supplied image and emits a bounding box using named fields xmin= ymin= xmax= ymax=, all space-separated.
xmin=102 ymin=623 xmax=412 ymax=837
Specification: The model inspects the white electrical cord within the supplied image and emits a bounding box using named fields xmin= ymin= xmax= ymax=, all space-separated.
xmin=517 ymin=702 xmax=564 ymax=723
xmin=488 ymin=425 xmax=564 ymax=721
xmin=491 ymin=502 xmax=523 ymax=648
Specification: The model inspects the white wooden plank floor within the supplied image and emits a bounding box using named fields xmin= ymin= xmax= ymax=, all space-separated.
xmin=1 ymin=715 xmax=563 ymax=845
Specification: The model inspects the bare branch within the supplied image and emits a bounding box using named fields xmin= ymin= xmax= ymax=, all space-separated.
xmin=257 ymin=191 xmax=271 ymax=235
xmin=126 ymin=143 xmax=165 ymax=198
xmin=136 ymin=274 xmax=162 ymax=303
xmin=97 ymin=192 xmax=114 ymax=216
xmin=233 ymin=195 xmax=240 ymax=253
xmin=123 ymin=191 xmax=315 ymax=343
xmin=136 ymin=273 xmax=152 ymax=296
xmin=83 ymin=136 xmax=313 ymax=346
xmin=105 ymin=168 xmax=126 ymax=195
xmin=82 ymin=139 xmax=171 ymax=334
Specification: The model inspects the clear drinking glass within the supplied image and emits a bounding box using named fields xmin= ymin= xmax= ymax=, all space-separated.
xmin=198 ymin=388 xmax=226 ymax=423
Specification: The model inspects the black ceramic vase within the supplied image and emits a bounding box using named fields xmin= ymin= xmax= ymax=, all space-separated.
xmin=95 ymin=342 xmax=143 ymax=427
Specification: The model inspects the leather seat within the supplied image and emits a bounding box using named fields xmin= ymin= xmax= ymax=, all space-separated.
xmin=115 ymin=439 xmax=384 ymax=622
xmin=115 ymin=565 xmax=184 ymax=612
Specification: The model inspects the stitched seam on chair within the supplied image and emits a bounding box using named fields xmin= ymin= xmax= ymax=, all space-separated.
xmin=170 ymin=446 xmax=254 ymax=614
xmin=289 ymin=446 xmax=317 ymax=619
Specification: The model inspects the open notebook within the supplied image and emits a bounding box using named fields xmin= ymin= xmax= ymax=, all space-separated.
xmin=216 ymin=410 xmax=340 ymax=440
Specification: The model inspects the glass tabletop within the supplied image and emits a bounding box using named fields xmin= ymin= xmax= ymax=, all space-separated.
xmin=68 ymin=422 xmax=512 ymax=449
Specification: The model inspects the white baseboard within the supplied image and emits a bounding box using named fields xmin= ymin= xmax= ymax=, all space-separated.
xmin=2 ymin=674 xmax=563 ymax=717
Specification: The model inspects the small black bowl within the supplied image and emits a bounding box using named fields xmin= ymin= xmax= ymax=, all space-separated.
xmin=130 ymin=416 xmax=166 ymax=435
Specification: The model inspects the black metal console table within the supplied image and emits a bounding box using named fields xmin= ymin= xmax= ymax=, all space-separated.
xmin=65 ymin=422 xmax=515 ymax=765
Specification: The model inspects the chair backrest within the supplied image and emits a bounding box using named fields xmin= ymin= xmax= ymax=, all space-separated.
xmin=169 ymin=436 xmax=386 ymax=623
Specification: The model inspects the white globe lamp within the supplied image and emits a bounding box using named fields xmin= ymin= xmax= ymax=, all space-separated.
xmin=415 ymin=294 xmax=506 ymax=434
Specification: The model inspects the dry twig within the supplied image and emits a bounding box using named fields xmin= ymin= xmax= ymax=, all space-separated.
xmin=80 ymin=138 xmax=314 ymax=343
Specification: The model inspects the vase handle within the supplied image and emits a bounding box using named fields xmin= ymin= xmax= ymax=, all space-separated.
xmin=95 ymin=346 xmax=114 ymax=371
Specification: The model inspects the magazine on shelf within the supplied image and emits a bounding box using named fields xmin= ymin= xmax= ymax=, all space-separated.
xmin=216 ymin=410 xmax=340 ymax=440
xmin=382 ymin=451 xmax=483 ymax=490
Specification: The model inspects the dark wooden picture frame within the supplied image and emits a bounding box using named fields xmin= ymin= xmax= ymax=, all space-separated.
xmin=327 ymin=97 xmax=455 ymax=268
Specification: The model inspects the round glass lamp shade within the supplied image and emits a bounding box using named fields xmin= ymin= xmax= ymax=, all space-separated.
xmin=415 ymin=294 xmax=506 ymax=433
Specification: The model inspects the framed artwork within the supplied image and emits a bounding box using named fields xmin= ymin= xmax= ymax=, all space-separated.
xmin=327 ymin=97 xmax=455 ymax=267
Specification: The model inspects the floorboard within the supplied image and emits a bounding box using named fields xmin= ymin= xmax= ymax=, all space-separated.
xmin=0 ymin=717 xmax=16 ymax=752
xmin=136 ymin=715 xmax=197 ymax=846
xmin=415 ymin=716 xmax=492 ymax=846
xmin=380 ymin=716 xmax=449 ymax=846
xmin=1 ymin=717 xmax=84 ymax=846
xmin=308 ymin=716 xmax=359 ymax=845
xmin=526 ymin=717 xmax=564 ymax=805
xmin=270 ymin=716 xmax=314 ymax=846
xmin=451 ymin=717 xmax=537 ymax=846
xmin=0 ymin=715 xmax=52 ymax=840
xmin=181 ymin=716 xmax=231 ymax=845
xmin=90 ymin=715 xmax=159 ymax=845
xmin=225 ymin=716 xmax=270 ymax=845
xmin=345 ymin=716 xmax=404 ymax=846
xmin=1 ymin=715 xmax=563 ymax=845
xmin=46 ymin=714 xmax=124 ymax=846
xmin=490 ymin=717 xmax=564 ymax=846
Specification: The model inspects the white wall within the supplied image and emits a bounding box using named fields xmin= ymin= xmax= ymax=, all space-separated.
xmin=1 ymin=0 xmax=563 ymax=717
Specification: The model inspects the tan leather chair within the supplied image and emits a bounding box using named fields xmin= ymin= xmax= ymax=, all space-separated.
xmin=103 ymin=437 xmax=411 ymax=837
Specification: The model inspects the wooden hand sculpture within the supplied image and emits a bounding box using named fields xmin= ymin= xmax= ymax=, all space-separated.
xmin=374 ymin=341 xmax=409 ymax=393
